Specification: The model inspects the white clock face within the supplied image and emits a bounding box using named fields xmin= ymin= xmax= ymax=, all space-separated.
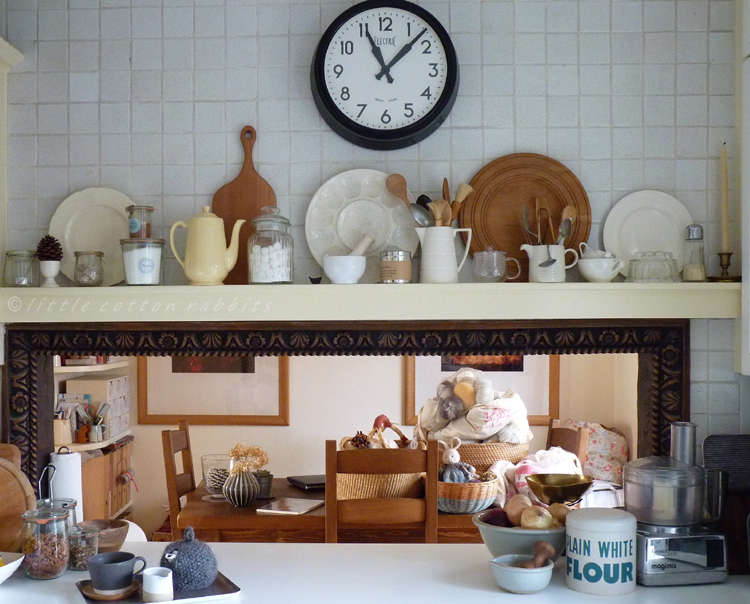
xmin=322 ymin=7 xmax=449 ymax=131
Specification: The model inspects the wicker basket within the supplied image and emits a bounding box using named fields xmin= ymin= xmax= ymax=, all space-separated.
xmin=437 ymin=477 xmax=499 ymax=514
xmin=457 ymin=442 xmax=529 ymax=472
xmin=337 ymin=473 xmax=424 ymax=499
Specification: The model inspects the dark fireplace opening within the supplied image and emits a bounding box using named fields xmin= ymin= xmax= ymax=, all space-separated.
xmin=2 ymin=319 xmax=689 ymax=488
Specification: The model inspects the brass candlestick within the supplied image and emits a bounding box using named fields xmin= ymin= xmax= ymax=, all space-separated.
xmin=707 ymin=252 xmax=742 ymax=282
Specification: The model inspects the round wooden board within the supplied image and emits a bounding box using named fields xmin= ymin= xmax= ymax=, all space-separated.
xmin=460 ymin=153 xmax=591 ymax=282
xmin=0 ymin=458 xmax=36 ymax=552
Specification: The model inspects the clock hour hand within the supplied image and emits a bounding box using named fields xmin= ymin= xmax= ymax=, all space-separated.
xmin=364 ymin=26 xmax=394 ymax=84
xmin=376 ymin=27 xmax=428 ymax=81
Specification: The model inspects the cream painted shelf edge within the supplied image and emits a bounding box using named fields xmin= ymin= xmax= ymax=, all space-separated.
xmin=0 ymin=282 xmax=740 ymax=323
xmin=53 ymin=359 xmax=130 ymax=373
xmin=64 ymin=429 xmax=132 ymax=453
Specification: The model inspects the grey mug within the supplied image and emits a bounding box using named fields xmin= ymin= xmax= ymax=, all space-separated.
xmin=87 ymin=551 xmax=147 ymax=595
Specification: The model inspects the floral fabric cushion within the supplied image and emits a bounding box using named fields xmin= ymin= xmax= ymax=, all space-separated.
xmin=561 ymin=419 xmax=629 ymax=485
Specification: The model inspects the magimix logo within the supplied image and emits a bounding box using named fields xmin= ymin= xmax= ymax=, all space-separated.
xmin=651 ymin=563 xmax=678 ymax=570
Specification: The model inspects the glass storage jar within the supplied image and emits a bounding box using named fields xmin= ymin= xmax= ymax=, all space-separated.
xmin=126 ymin=205 xmax=154 ymax=238
xmin=682 ymin=224 xmax=706 ymax=282
xmin=21 ymin=507 xmax=70 ymax=579
xmin=3 ymin=250 xmax=40 ymax=286
xmin=248 ymin=207 xmax=293 ymax=283
xmin=36 ymin=497 xmax=78 ymax=532
xmin=67 ymin=525 xmax=99 ymax=571
xmin=74 ymin=251 xmax=104 ymax=286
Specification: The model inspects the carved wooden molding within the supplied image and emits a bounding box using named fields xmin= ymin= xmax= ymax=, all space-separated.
xmin=3 ymin=319 xmax=689 ymax=486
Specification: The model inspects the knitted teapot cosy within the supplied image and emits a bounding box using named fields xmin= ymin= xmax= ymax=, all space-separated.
xmin=160 ymin=527 xmax=218 ymax=591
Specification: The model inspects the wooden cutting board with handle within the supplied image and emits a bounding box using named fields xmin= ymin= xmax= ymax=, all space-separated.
xmin=0 ymin=457 xmax=36 ymax=552
xmin=212 ymin=126 xmax=277 ymax=284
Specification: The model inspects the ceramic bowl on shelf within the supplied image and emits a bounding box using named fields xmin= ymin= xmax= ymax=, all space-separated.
xmin=488 ymin=553 xmax=554 ymax=594
xmin=578 ymin=258 xmax=625 ymax=283
xmin=473 ymin=510 xmax=566 ymax=560
xmin=322 ymin=255 xmax=366 ymax=284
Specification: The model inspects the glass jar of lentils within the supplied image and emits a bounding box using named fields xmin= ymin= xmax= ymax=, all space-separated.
xmin=67 ymin=525 xmax=99 ymax=571
xmin=74 ymin=251 xmax=104 ymax=286
xmin=21 ymin=507 xmax=70 ymax=579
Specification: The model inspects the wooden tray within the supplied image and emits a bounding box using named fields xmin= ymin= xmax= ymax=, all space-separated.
xmin=459 ymin=153 xmax=591 ymax=281
xmin=76 ymin=572 xmax=241 ymax=603
xmin=0 ymin=458 xmax=36 ymax=552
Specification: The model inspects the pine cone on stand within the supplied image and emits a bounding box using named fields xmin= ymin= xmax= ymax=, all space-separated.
xmin=36 ymin=235 xmax=63 ymax=261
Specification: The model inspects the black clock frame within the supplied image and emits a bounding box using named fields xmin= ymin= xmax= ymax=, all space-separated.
xmin=311 ymin=0 xmax=460 ymax=151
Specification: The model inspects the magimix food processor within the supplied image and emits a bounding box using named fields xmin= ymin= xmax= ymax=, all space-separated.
xmin=623 ymin=422 xmax=727 ymax=586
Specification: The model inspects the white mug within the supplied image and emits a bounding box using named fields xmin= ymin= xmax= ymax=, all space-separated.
xmin=142 ymin=567 xmax=174 ymax=603
xmin=521 ymin=244 xmax=578 ymax=283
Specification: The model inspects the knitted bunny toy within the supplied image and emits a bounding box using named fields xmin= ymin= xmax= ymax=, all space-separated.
xmin=438 ymin=437 xmax=475 ymax=483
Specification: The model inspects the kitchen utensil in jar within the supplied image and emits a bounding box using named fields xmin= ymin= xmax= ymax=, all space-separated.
xmin=212 ymin=126 xmax=277 ymax=285
xmin=557 ymin=216 xmax=572 ymax=245
xmin=472 ymin=248 xmax=521 ymax=283
xmin=539 ymin=245 xmax=556 ymax=268
xmin=416 ymin=226 xmax=472 ymax=283
xmin=410 ymin=203 xmax=435 ymax=227
xmin=385 ymin=174 xmax=412 ymax=211
xmin=451 ymin=183 xmax=473 ymax=221
xmin=170 ymin=206 xmax=246 ymax=286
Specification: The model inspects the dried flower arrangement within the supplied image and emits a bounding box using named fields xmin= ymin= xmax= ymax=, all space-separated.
xmin=228 ymin=443 xmax=268 ymax=474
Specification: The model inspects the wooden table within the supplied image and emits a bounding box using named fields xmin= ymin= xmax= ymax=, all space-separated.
xmin=177 ymin=478 xmax=483 ymax=543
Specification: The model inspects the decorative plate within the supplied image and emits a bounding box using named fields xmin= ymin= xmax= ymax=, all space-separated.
xmin=603 ymin=190 xmax=693 ymax=276
xmin=49 ymin=188 xmax=132 ymax=286
xmin=459 ymin=153 xmax=591 ymax=282
xmin=305 ymin=169 xmax=419 ymax=283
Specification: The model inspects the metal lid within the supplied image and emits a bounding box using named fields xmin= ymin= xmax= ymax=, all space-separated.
xmin=623 ymin=456 xmax=704 ymax=487
xmin=74 ymin=251 xmax=104 ymax=256
xmin=125 ymin=205 xmax=154 ymax=212
xmin=22 ymin=507 xmax=70 ymax=522
xmin=120 ymin=239 xmax=165 ymax=245
xmin=381 ymin=250 xmax=411 ymax=261
xmin=686 ymin=224 xmax=703 ymax=240
xmin=566 ymin=507 xmax=637 ymax=532
xmin=252 ymin=206 xmax=290 ymax=230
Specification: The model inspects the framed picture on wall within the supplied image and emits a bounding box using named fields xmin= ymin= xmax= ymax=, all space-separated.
xmin=137 ymin=355 xmax=290 ymax=425
xmin=402 ymin=355 xmax=559 ymax=426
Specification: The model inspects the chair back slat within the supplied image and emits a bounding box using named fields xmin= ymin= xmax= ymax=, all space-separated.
xmin=161 ymin=420 xmax=195 ymax=541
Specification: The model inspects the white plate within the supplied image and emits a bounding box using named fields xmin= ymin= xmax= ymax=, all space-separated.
xmin=49 ymin=188 xmax=132 ymax=286
xmin=603 ymin=190 xmax=693 ymax=276
xmin=305 ymin=169 xmax=419 ymax=283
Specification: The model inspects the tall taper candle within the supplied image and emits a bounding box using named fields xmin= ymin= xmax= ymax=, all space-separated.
xmin=720 ymin=142 xmax=730 ymax=252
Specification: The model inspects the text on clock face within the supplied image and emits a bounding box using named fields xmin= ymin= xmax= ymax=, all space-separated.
xmin=322 ymin=8 xmax=449 ymax=130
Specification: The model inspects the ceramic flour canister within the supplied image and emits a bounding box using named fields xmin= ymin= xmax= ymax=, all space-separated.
xmin=565 ymin=508 xmax=637 ymax=595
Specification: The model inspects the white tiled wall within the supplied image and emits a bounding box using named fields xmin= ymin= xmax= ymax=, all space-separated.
xmin=0 ymin=1 xmax=745 ymax=446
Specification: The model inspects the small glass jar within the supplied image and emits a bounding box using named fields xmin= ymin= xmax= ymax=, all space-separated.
xmin=67 ymin=525 xmax=99 ymax=571
xmin=74 ymin=251 xmax=104 ymax=286
xmin=36 ymin=497 xmax=78 ymax=532
xmin=126 ymin=205 xmax=154 ymax=238
xmin=380 ymin=250 xmax=412 ymax=283
xmin=248 ymin=207 xmax=293 ymax=284
xmin=21 ymin=507 xmax=70 ymax=580
xmin=682 ymin=224 xmax=706 ymax=282
xmin=3 ymin=250 xmax=40 ymax=286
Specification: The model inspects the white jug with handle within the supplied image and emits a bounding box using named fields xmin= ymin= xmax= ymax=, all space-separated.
xmin=416 ymin=226 xmax=472 ymax=283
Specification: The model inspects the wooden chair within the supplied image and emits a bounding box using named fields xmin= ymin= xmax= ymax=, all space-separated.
xmin=162 ymin=420 xmax=196 ymax=541
xmin=325 ymin=439 xmax=439 ymax=543
xmin=546 ymin=419 xmax=590 ymax=468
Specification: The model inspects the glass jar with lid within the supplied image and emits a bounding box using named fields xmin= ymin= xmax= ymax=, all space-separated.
xmin=74 ymin=251 xmax=104 ymax=286
xmin=3 ymin=250 xmax=40 ymax=286
xmin=67 ymin=525 xmax=99 ymax=571
xmin=126 ymin=205 xmax=154 ymax=238
xmin=36 ymin=497 xmax=78 ymax=532
xmin=248 ymin=207 xmax=293 ymax=283
xmin=682 ymin=224 xmax=706 ymax=282
xmin=21 ymin=507 xmax=70 ymax=579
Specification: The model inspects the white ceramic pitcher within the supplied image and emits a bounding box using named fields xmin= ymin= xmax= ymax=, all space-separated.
xmin=416 ymin=226 xmax=472 ymax=283
xmin=521 ymin=244 xmax=578 ymax=282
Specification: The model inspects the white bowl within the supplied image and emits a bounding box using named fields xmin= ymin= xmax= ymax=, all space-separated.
xmin=323 ymin=255 xmax=366 ymax=284
xmin=473 ymin=510 xmax=566 ymax=560
xmin=488 ymin=554 xmax=554 ymax=594
xmin=0 ymin=552 xmax=24 ymax=585
xmin=578 ymin=258 xmax=624 ymax=283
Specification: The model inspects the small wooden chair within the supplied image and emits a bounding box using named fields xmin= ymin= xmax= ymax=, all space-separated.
xmin=325 ymin=439 xmax=439 ymax=543
xmin=546 ymin=419 xmax=590 ymax=468
xmin=161 ymin=420 xmax=196 ymax=541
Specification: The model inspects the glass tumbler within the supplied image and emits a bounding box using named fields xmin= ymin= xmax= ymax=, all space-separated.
xmin=201 ymin=454 xmax=232 ymax=499
xmin=473 ymin=249 xmax=521 ymax=282
xmin=3 ymin=250 xmax=40 ymax=286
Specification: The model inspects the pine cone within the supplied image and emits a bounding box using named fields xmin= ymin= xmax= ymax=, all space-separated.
xmin=36 ymin=234 xmax=63 ymax=261
xmin=350 ymin=431 xmax=370 ymax=449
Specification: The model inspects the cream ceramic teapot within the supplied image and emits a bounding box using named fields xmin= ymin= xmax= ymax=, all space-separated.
xmin=170 ymin=206 xmax=246 ymax=285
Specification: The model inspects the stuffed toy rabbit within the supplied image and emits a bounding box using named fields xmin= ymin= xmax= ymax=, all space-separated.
xmin=438 ymin=437 xmax=476 ymax=483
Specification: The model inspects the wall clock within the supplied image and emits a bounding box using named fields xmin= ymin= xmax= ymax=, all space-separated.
xmin=311 ymin=0 xmax=459 ymax=150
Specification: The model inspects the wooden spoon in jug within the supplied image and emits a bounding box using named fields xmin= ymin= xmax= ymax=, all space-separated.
xmin=385 ymin=174 xmax=412 ymax=211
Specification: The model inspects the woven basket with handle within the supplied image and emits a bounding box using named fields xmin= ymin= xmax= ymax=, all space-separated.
xmin=457 ymin=442 xmax=529 ymax=472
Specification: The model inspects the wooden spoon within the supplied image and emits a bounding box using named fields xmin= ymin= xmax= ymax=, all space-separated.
xmin=385 ymin=174 xmax=411 ymax=211
xmin=451 ymin=183 xmax=473 ymax=221
xmin=442 ymin=178 xmax=450 ymax=204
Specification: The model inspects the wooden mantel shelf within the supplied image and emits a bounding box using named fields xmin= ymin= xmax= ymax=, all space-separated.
xmin=0 ymin=282 xmax=740 ymax=324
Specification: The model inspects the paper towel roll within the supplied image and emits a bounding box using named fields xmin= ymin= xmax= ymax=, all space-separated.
xmin=50 ymin=450 xmax=84 ymax=520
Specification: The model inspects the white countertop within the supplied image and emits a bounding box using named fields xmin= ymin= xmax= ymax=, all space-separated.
xmin=2 ymin=542 xmax=748 ymax=603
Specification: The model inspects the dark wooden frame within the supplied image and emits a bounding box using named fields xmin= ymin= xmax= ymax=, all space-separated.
xmin=2 ymin=319 xmax=689 ymax=488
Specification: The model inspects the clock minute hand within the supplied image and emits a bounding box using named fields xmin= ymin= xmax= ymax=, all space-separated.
xmin=376 ymin=27 xmax=428 ymax=81
xmin=364 ymin=26 xmax=394 ymax=84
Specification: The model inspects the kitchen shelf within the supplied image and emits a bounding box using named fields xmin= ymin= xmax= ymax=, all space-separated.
xmin=54 ymin=360 xmax=130 ymax=373
xmin=64 ymin=429 xmax=132 ymax=452
xmin=0 ymin=282 xmax=740 ymax=323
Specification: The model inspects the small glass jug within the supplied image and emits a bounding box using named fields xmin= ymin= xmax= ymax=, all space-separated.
xmin=473 ymin=248 xmax=521 ymax=283
xmin=21 ymin=507 xmax=70 ymax=579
